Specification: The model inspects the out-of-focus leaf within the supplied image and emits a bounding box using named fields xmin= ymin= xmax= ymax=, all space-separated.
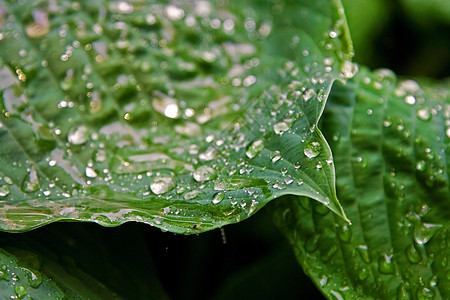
xmin=272 ymin=67 xmax=450 ymax=299
xmin=401 ymin=0 xmax=450 ymax=24
xmin=0 ymin=0 xmax=352 ymax=233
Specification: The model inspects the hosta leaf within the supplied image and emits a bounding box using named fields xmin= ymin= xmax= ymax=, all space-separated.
xmin=0 ymin=0 xmax=352 ymax=233
xmin=272 ymin=67 xmax=450 ymax=299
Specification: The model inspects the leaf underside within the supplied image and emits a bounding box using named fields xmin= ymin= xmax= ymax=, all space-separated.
xmin=0 ymin=0 xmax=352 ymax=233
xmin=272 ymin=67 xmax=450 ymax=299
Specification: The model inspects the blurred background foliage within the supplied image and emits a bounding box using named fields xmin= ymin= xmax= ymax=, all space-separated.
xmin=1 ymin=0 xmax=449 ymax=299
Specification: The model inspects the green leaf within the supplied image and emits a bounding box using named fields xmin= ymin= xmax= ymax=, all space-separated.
xmin=272 ymin=67 xmax=450 ymax=299
xmin=0 ymin=246 xmax=124 ymax=299
xmin=0 ymin=0 xmax=351 ymax=233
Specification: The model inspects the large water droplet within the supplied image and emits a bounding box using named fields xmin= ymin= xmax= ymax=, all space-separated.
xmin=22 ymin=267 xmax=42 ymax=288
xmin=152 ymin=93 xmax=180 ymax=119
xmin=184 ymin=190 xmax=199 ymax=200
xmin=0 ymin=185 xmax=10 ymax=197
xmin=414 ymin=223 xmax=442 ymax=245
xmin=417 ymin=287 xmax=435 ymax=300
xmin=302 ymin=88 xmax=315 ymax=101
xmin=85 ymin=167 xmax=97 ymax=178
xmin=417 ymin=108 xmax=432 ymax=121
xmin=150 ymin=176 xmax=176 ymax=195
xmin=357 ymin=245 xmax=371 ymax=263
xmin=304 ymin=141 xmax=321 ymax=158
xmin=246 ymin=139 xmax=264 ymax=159
xmin=193 ymin=165 xmax=216 ymax=182
xmin=337 ymin=224 xmax=352 ymax=243
xmin=68 ymin=125 xmax=88 ymax=145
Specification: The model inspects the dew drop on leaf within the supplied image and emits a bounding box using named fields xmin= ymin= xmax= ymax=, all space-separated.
xmin=357 ymin=244 xmax=371 ymax=263
xmin=22 ymin=166 xmax=40 ymax=193
xmin=417 ymin=108 xmax=432 ymax=121
xmin=0 ymin=185 xmax=10 ymax=197
xmin=378 ymin=254 xmax=395 ymax=274
xmin=302 ymin=88 xmax=315 ymax=101
xmin=305 ymin=233 xmax=320 ymax=253
xmin=15 ymin=285 xmax=27 ymax=298
xmin=273 ymin=121 xmax=289 ymax=135
xmin=184 ymin=190 xmax=199 ymax=200
xmin=85 ymin=167 xmax=97 ymax=178
xmin=405 ymin=244 xmax=422 ymax=264
xmin=67 ymin=125 xmax=88 ymax=145
xmin=414 ymin=222 xmax=442 ymax=245
xmin=212 ymin=192 xmax=224 ymax=204
xmin=150 ymin=176 xmax=176 ymax=195
xmin=304 ymin=141 xmax=321 ymax=158
xmin=193 ymin=165 xmax=216 ymax=182
xmin=245 ymin=139 xmax=264 ymax=159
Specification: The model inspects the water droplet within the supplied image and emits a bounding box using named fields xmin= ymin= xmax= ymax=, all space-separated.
xmin=245 ymin=139 xmax=264 ymax=159
xmin=193 ymin=166 xmax=216 ymax=182
xmin=319 ymin=276 xmax=328 ymax=287
xmin=405 ymin=244 xmax=422 ymax=264
xmin=150 ymin=176 xmax=175 ymax=195
xmin=417 ymin=108 xmax=432 ymax=121
xmin=340 ymin=60 xmax=358 ymax=79
xmin=68 ymin=125 xmax=88 ymax=145
xmin=152 ymin=93 xmax=180 ymax=119
xmin=305 ymin=234 xmax=320 ymax=253
xmin=302 ymin=88 xmax=315 ymax=101
xmin=184 ymin=190 xmax=199 ymax=200
xmin=404 ymin=95 xmax=416 ymax=105
xmin=271 ymin=151 xmax=281 ymax=163
xmin=378 ymin=253 xmax=395 ymax=274
xmin=15 ymin=285 xmax=27 ymax=298
xmin=199 ymin=147 xmax=217 ymax=161
xmin=416 ymin=160 xmax=426 ymax=171
xmin=414 ymin=223 xmax=442 ymax=245
xmin=0 ymin=185 xmax=10 ymax=197
xmin=337 ymin=224 xmax=352 ymax=242
xmin=397 ymin=283 xmax=411 ymax=300
xmin=357 ymin=245 xmax=371 ymax=263
xmin=358 ymin=267 xmax=369 ymax=281
xmin=304 ymin=141 xmax=321 ymax=158
xmin=273 ymin=122 xmax=289 ymax=135
xmin=85 ymin=167 xmax=97 ymax=178
xmin=22 ymin=267 xmax=42 ymax=288
xmin=213 ymin=192 xmax=224 ymax=204
xmin=22 ymin=166 xmax=40 ymax=192
xmin=417 ymin=287 xmax=435 ymax=300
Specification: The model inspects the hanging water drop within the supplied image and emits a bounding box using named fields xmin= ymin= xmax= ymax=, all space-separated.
xmin=414 ymin=222 xmax=442 ymax=245
xmin=405 ymin=244 xmax=422 ymax=264
xmin=378 ymin=254 xmax=395 ymax=274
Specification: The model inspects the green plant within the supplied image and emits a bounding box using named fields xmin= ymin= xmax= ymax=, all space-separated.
xmin=0 ymin=0 xmax=448 ymax=299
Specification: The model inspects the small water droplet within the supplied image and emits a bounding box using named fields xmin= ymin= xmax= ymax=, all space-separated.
xmin=417 ymin=108 xmax=432 ymax=121
xmin=184 ymin=190 xmax=199 ymax=200
xmin=417 ymin=287 xmax=435 ymax=300
xmin=193 ymin=165 xmax=216 ymax=182
xmin=337 ymin=224 xmax=352 ymax=242
xmin=15 ymin=285 xmax=27 ymax=298
xmin=397 ymin=283 xmax=411 ymax=300
xmin=302 ymin=88 xmax=315 ymax=101
xmin=85 ymin=167 xmax=97 ymax=178
xmin=68 ymin=125 xmax=88 ymax=145
xmin=357 ymin=245 xmax=371 ymax=263
xmin=22 ymin=166 xmax=40 ymax=192
xmin=305 ymin=234 xmax=320 ymax=253
xmin=416 ymin=160 xmax=426 ymax=171
xmin=273 ymin=121 xmax=289 ymax=135
xmin=340 ymin=60 xmax=358 ymax=79
xmin=150 ymin=176 xmax=176 ymax=195
xmin=245 ymin=139 xmax=264 ymax=159
xmin=0 ymin=185 xmax=10 ymax=197
xmin=404 ymin=95 xmax=416 ymax=105
xmin=358 ymin=267 xmax=369 ymax=281
xmin=304 ymin=141 xmax=321 ymax=158
xmin=271 ymin=151 xmax=282 ymax=163
xmin=212 ymin=192 xmax=224 ymax=204
xmin=378 ymin=253 xmax=395 ymax=274
xmin=405 ymin=244 xmax=422 ymax=264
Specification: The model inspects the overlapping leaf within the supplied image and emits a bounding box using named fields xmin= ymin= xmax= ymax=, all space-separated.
xmin=272 ymin=67 xmax=450 ymax=299
xmin=0 ymin=0 xmax=352 ymax=233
